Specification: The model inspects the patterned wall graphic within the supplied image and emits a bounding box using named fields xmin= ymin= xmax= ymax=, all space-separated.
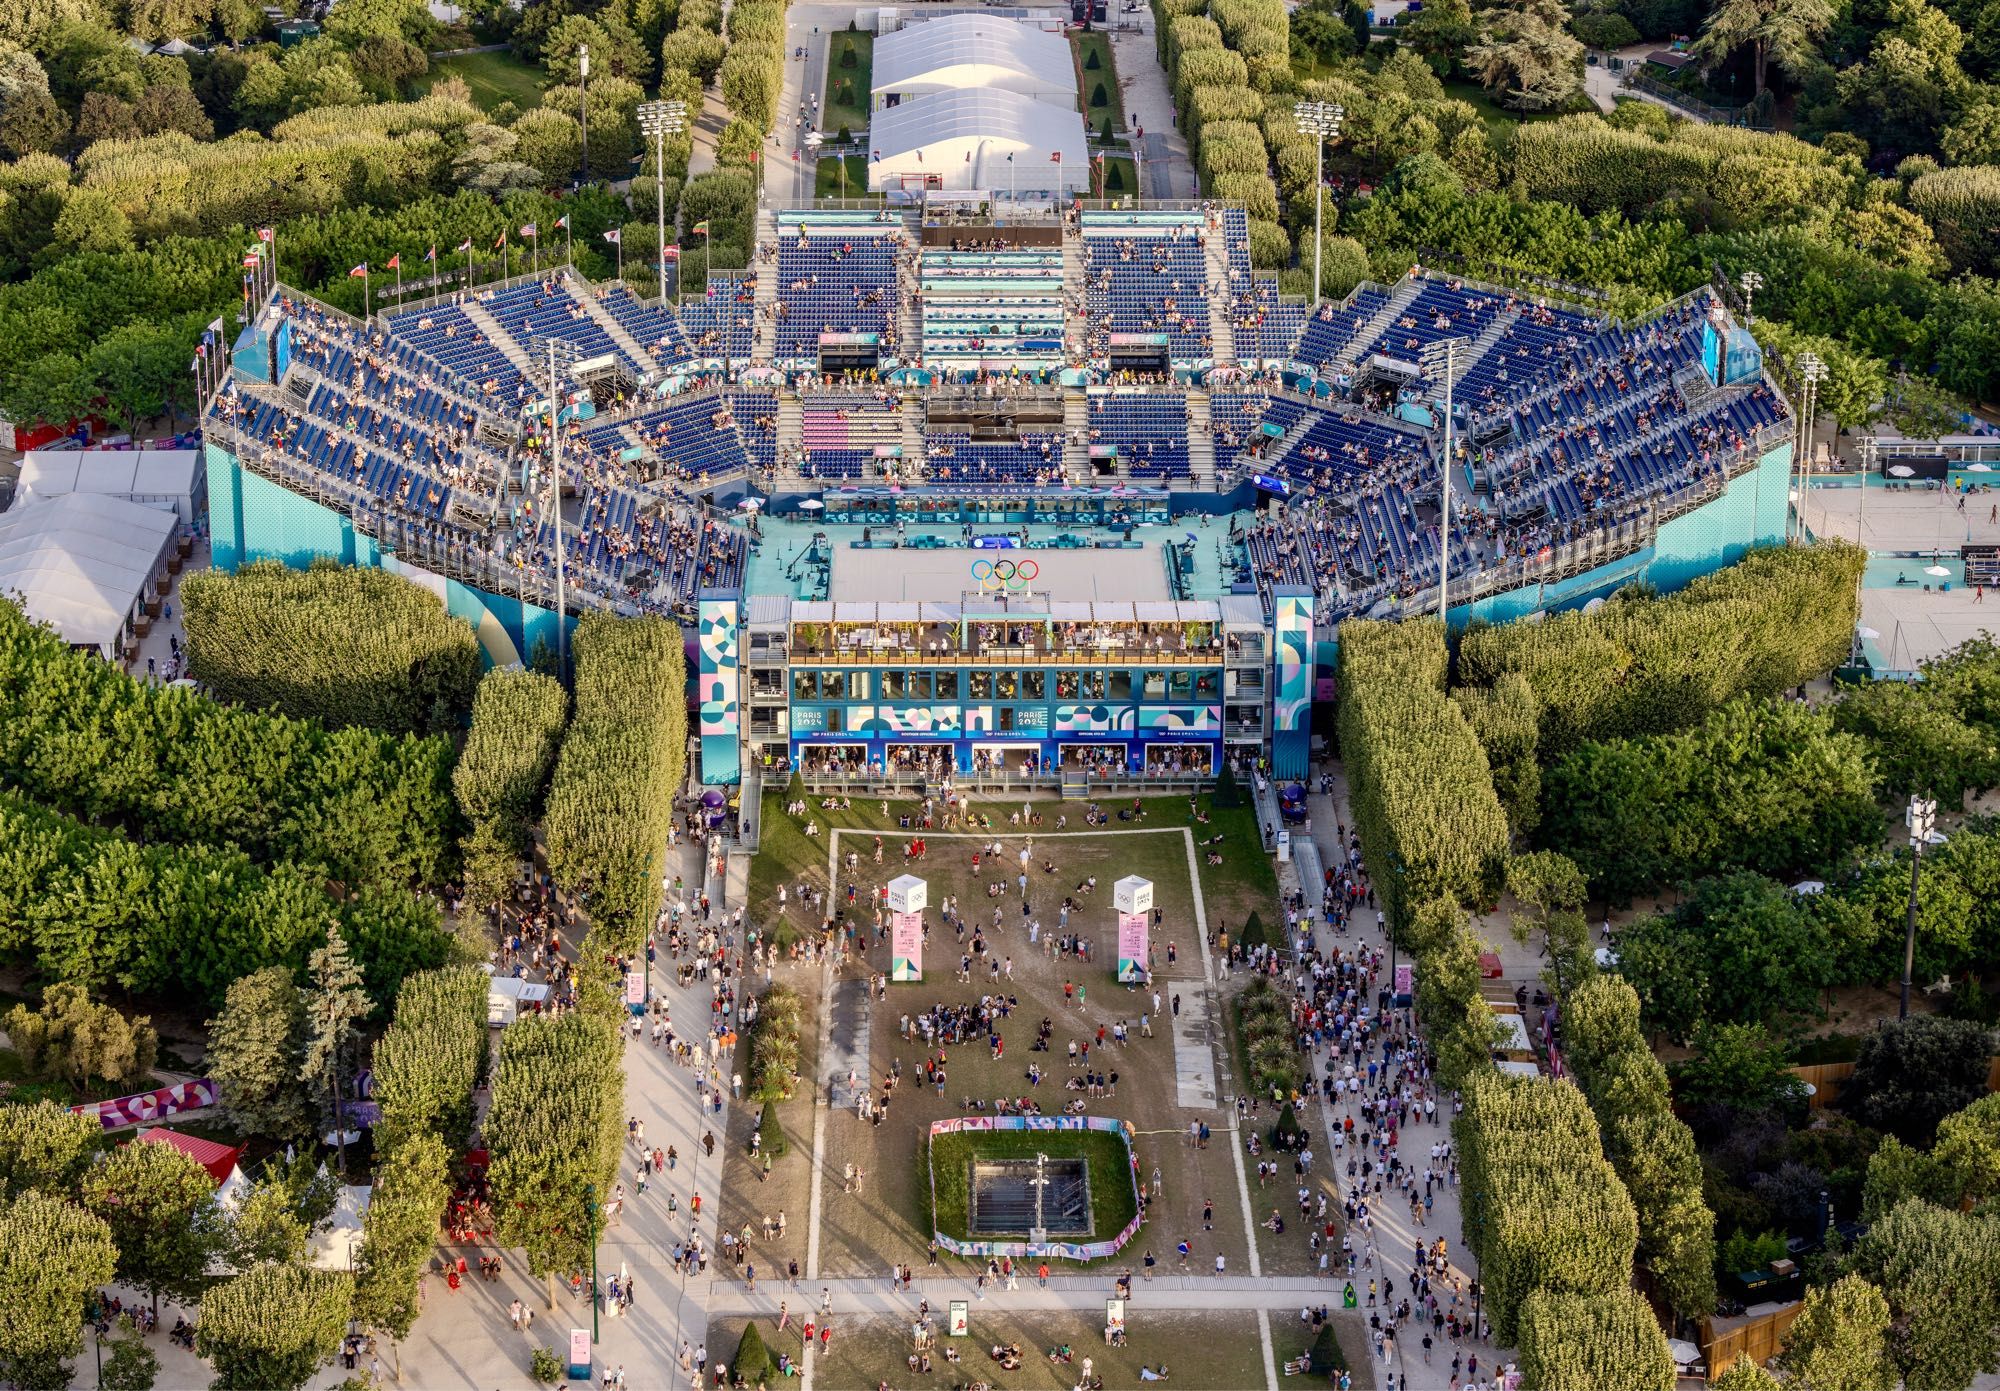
xmin=1054 ymin=704 xmax=1137 ymax=733
xmin=1272 ymin=590 xmax=1314 ymax=779
xmin=1134 ymin=704 xmax=1221 ymax=733
xmin=699 ymin=597 xmax=741 ymax=785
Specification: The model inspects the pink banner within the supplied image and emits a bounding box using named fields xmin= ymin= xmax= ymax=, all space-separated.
xmin=892 ymin=909 xmax=923 ymax=981
xmin=1116 ymin=911 xmax=1148 ymax=983
xmin=71 ymin=1077 xmax=218 ymax=1131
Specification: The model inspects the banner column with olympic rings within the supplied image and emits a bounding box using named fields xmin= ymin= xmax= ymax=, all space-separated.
xmin=889 ymin=873 xmax=927 ymax=982
xmin=1114 ymin=875 xmax=1152 ymax=984
xmin=969 ymin=557 xmax=1040 ymax=593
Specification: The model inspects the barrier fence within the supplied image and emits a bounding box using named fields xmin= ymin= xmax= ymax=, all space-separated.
xmin=928 ymin=1114 xmax=1144 ymax=1261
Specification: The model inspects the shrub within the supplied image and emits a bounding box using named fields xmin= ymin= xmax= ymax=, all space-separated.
xmin=759 ymin=1100 xmax=789 ymax=1158
xmin=734 ymin=1322 xmax=773 ymax=1385
xmin=1846 ymin=1016 xmax=1994 ymax=1146
xmin=748 ymin=984 xmax=805 ymax=1102
xmin=530 ymin=1346 xmax=561 ymax=1383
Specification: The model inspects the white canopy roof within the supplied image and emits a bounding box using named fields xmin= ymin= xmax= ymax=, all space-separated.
xmin=308 ymin=1185 xmax=372 ymax=1271
xmin=869 ymin=88 xmax=1089 ymax=194
xmin=872 ymin=15 xmax=1076 ymax=103
xmin=0 ymin=492 xmax=176 ymax=656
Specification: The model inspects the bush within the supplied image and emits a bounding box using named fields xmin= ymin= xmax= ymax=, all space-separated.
xmin=182 ymin=561 xmax=480 ymax=736
xmin=748 ymin=984 xmax=805 ymax=1102
xmin=734 ymin=1322 xmax=773 ymax=1385
xmin=1846 ymin=1016 xmax=1994 ymax=1146
xmin=759 ymin=1100 xmax=789 ymax=1158
xmin=1212 ymin=763 xmax=1242 ymax=807
xmin=530 ymin=1346 xmax=561 ymax=1383
xmin=453 ymin=668 xmax=567 ymax=902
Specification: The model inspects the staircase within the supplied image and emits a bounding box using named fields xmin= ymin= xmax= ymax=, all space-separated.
xmin=900 ymin=398 xmax=926 ymax=470
xmin=462 ymin=300 xmax=539 ymax=381
xmin=1336 ymin=276 xmax=1423 ymax=370
xmin=1064 ymin=390 xmax=1091 ymax=470
xmin=897 ymin=248 xmax=923 ymax=370
xmin=564 ymin=272 xmax=655 ymax=374
xmin=751 ymin=215 xmax=779 ymax=367
xmin=1061 ymin=227 xmax=1088 ymax=360
xmin=1186 ymin=390 xmax=1217 ymax=487
xmin=1450 ymin=306 xmax=1519 ymax=393
xmin=776 ymin=390 xmax=802 ymax=470
xmin=1257 ymin=409 xmax=1318 ymax=477
xmin=1204 ymin=238 xmax=1237 ymax=367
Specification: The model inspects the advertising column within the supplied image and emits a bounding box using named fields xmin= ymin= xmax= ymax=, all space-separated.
xmin=1113 ymin=875 xmax=1152 ymax=984
xmin=889 ymin=873 xmax=927 ymax=982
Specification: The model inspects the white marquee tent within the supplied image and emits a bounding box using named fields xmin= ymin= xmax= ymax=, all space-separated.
xmin=19 ymin=448 xmax=205 ymax=525
xmin=0 ymin=492 xmax=176 ymax=657
xmin=871 ymin=14 xmax=1077 ymax=108
xmin=869 ymin=87 xmax=1089 ymax=195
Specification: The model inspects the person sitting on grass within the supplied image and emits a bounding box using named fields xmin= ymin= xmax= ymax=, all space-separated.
xmin=1139 ymin=1365 xmax=1170 ymax=1381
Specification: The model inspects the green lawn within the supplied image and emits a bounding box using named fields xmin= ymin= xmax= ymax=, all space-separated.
xmin=822 ymin=30 xmax=874 ymax=139
xmin=1094 ymin=153 xmax=1138 ymax=200
xmin=1073 ymin=31 xmax=1124 ymax=137
xmin=812 ymin=154 xmax=871 ymax=199
xmin=425 ymin=49 xmax=545 ymax=113
xmin=1439 ymin=78 xmax=1597 ymax=141
xmin=928 ymin=1128 xmax=1138 ymax=1244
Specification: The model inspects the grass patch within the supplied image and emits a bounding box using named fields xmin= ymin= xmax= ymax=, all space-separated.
xmin=425 ymin=50 xmax=545 ymax=113
xmin=928 ymin=1128 xmax=1137 ymax=1244
xmin=1093 ymin=153 xmax=1138 ymax=200
xmin=822 ymin=30 xmax=874 ymax=136
xmin=812 ymin=154 xmax=870 ymax=199
xmin=1072 ymin=31 xmax=1124 ymax=134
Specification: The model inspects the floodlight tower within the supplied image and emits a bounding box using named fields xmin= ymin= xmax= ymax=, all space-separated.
xmin=638 ymin=100 xmax=689 ymax=302
xmin=1292 ymin=101 xmax=1345 ymax=309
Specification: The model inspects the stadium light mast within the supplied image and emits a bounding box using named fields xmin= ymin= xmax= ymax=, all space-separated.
xmin=1292 ymin=101 xmax=1344 ymax=309
xmin=534 ymin=335 xmax=582 ymax=681
xmin=1901 ymin=794 xmax=1940 ymax=1019
xmin=638 ymin=100 xmax=689 ymax=303
xmin=1795 ymin=350 xmax=1828 ymax=543
xmin=1422 ymin=335 xmax=1469 ymax=623
xmin=577 ymin=45 xmax=591 ymax=188
xmin=1738 ymin=269 xmax=1764 ymax=327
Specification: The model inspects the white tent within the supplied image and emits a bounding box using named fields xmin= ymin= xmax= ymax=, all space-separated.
xmin=872 ymin=15 xmax=1077 ymax=108
xmin=19 ymin=448 xmax=205 ymax=526
xmin=308 ymin=1184 xmax=372 ymax=1271
xmin=0 ymin=492 xmax=176 ymax=657
xmin=488 ymin=974 xmax=552 ymax=1025
xmin=869 ymin=88 xmax=1089 ymax=195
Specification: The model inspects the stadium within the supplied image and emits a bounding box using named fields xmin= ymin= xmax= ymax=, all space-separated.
xmin=198 ymin=199 xmax=1794 ymax=793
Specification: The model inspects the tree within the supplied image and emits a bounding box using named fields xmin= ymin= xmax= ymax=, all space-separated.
xmin=301 ymin=922 xmax=371 ymax=1173
xmin=229 ymin=1182 xmax=310 ymax=1267
xmin=0 ymin=84 xmax=67 ymax=157
xmin=126 ymin=0 xmax=216 ymax=43
xmin=52 ymin=188 xmax=133 ymax=256
xmin=353 ymin=1133 xmax=450 ymax=1355
xmin=733 ymin=1322 xmax=773 ymax=1385
xmin=1779 ymin=1273 xmax=1895 ymax=1391
xmin=196 ymin=1262 xmax=353 ymax=1391
xmin=133 ymin=84 xmax=212 ymax=139
xmin=1467 ymin=0 xmax=1586 ymax=111
xmin=371 ymin=965 xmax=489 ymax=1156
xmin=80 ymin=1140 xmax=225 ymax=1316
xmin=99 ymin=1321 xmax=161 ymax=1391
xmin=1692 ymin=0 xmax=1832 ymax=97
xmin=1847 ymin=1016 xmax=1992 ymax=1145
xmin=1854 ymin=1199 xmax=2000 ymax=1391
xmin=4 ymin=984 xmax=159 ymax=1092
xmin=1404 ymin=0 xmax=1478 ymax=74
xmin=207 ymin=966 xmax=310 ymax=1142
xmin=1673 ymin=1020 xmax=1796 ymax=1111
xmin=1517 ymin=1289 xmax=1676 ymax=1391
xmin=0 ymin=1100 xmax=101 ymax=1199
xmin=0 ymin=1192 xmax=118 ymax=1391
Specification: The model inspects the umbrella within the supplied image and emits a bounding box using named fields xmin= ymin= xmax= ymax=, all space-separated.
xmin=738 ymin=497 xmax=763 ymax=510
xmin=1888 ymin=464 xmax=1916 ymax=477
xmin=1593 ymin=946 xmax=1620 ymax=968
xmin=1666 ymin=1339 xmax=1701 ymax=1367
xmin=1971 ymin=463 xmax=1993 ymax=472
xmin=1858 ymin=625 xmax=1881 ymax=640
xmin=799 ymin=498 xmax=825 ymax=510
xmin=1582 ymin=596 xmax=1606 ymax=613
xmin=1926 ymin=564 xmax=1951 ymax=577
xmin=1791 ymin=879 xmax=1827 ymax=895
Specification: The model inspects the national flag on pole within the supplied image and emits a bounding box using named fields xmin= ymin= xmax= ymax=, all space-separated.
xmin=602 ymin=229 xmax=621 ymax=244
xmin=494 ymin=231 xmax=507 ymax=249
xmin=386 ymin=254 xmax=401 ymax=270
xmin=1006 ymin=152 xmax=1014 ymax=163
xmin=191 ymin=356 xmax=202 ymax=371
xmin=425 ymin=245 xmax=437 ymax=262
xmin=457 ymin=239 xmax=473 ymax=253
xmin=520 ymin=223 xmax=538 ymax=239
xmin=242 ymin=253 xmax=260 ymax=267
xmin=692 ymin=220 xmax=710 ymax=235
xmin=206 ymin=316 xmax=225 ymax=336
xmin=195 ymin=342 xmax=206 ymax=360
xmin=257 ymin=226 xmax=274 ymax=242
xmin=1051 ymin=151 xmax=1062 ymax=164
xmin=349 ymin=263 xmax=368 ymax=278
xmin=555 ymin=215 xmax=569 ymax=230
xmin=662 ymin=246 xmax=681 ymax=262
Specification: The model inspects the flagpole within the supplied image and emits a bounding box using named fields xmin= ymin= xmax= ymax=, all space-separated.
xmin=365 ymin=269 xmax=372 ymax=321
xmin=504 ymin=237 xmax=510 ymax=282
xmin=565 ymin=220 xmax=573 ymax=266
xmin=616 ymin=237 xmax=622 ymax=283
xmin=394 ymin=258 xmax=402 ymax=305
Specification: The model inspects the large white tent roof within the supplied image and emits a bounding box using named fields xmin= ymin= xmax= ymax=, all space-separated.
xmin=872 ymin=15 xmax=1076 ymax=101
xmin=870 ymin=88 xmax=1088 ymax=187
xmin=0 ymin=492 xmax=175 ymax=655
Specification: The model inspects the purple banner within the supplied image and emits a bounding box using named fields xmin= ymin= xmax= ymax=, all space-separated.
xmin=71 ymin=1077 xmax=217 ymax=1131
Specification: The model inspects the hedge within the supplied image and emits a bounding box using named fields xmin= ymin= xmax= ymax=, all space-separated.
xmin=1560 ymin=975 xmax=1717 ymax=1320
xmin=370 ymin=965 xmax=489 ymax=1158
xmin=1456 ymin=1069 xmax=1640 ymax=1345
xmin=1540 ymin=696 xmax=1881 ymax=901
xmin=0 ymin=598 xmax=458 ymax=893
xmin=452 ymin=668 xmax=568 ymax=899
xmin=1517 ymin=1290 xmax=1676 ymax=1391
xmin=0 ymin=789 xmax=450 ymax=1007
xmin=1210 ymin=171 xmax=1280 ymax=222
xmin=1336 ymin=618 xmax=1510 ymax=929
xmin=181 ymin=560 xmax=480 ymax=737
xmin=748 ymin=984 xmax=805 ymax=1103
xmin=543 ymin=613 xmax=688 ymax=953
xmin=1404 ymin=896 xmax=1501 ymax=1092
xmin=1455 ymin=542 xmax=1868 ymax=756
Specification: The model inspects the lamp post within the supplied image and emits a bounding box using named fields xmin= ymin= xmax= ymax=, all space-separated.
xmin=1900 ymin=794 xmax=1939 ymax=1020
xmin=532 ymin=335 xmax=581 ymax=681
xmin=577 ymin=45 xmax=591 ymax=187
xmin=1292 ymin=100 xmax=1344 ymax=309
xmin=1795 ymin=350 xmax=1827 ymax=543
xmin=583 ymin=1182 xmax=602 ymax=1345
xmin=1738 ymin=269 xmax=1764 ymax=328
xmin=637 ymin=99 xmax=689 ymax=303
xmin=1421 ymin=335 xmax=1469 ymax=622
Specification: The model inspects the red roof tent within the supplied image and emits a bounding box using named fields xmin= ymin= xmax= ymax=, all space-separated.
xmin=135 ymin=1127 xmax=243 ymax=1186
xmin=1478 ymin=952 xmax=1505 ymax=980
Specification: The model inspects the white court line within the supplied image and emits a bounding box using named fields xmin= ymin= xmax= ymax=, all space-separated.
xmin=1258 ymin=1306 xmax=1279 ymax=1391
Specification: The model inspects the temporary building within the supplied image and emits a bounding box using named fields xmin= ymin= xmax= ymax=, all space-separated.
xmin=487 ymin=973 xmax=552 ymax=1025
xmin=18 ymin=448 xmax=206 ymax=526
xmin=309 ymin=1185 xmax=373 ymax=1271
xmin=0 ymin=492 xmax=177 ymax=657
xmin=868 ymin=88 xmax=1089 ymax=195
xmin=871 ymin=15 xmax=1078 ymax=109
xmin=135 ymin=1127 xmax=245 ymax=1187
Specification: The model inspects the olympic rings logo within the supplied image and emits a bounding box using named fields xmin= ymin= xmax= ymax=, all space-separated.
xmin=970 ymin=557 xmax=1040 ymax=591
